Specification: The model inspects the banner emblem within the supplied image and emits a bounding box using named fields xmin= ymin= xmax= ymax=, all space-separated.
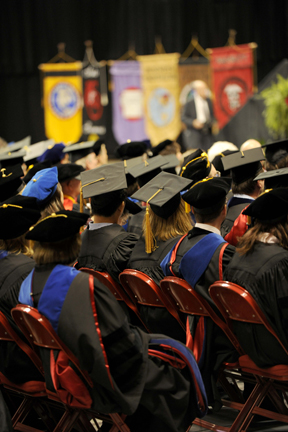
xmin=149 ymin=87 xmax=175 ymax=127
xmin=50 ymin=83 xmax=80 ymax=119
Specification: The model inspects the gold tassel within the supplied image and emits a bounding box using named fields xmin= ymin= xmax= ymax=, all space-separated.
xmin=80 ymin=188 xmax=84 ymax=213
xmin=145 ymin=205 xmax=154 ymax=254
xmin=185 ymin=201 xmax=191 ymax=213
xmin=246 ymin=215 xmax=252 ymax=226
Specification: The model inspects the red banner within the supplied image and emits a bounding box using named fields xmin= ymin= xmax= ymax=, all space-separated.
xmin=210 ymin=44 xmax=254 ymax=129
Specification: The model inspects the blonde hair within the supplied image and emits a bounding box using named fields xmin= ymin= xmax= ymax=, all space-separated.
xmin=0 ymin=235 xmax=33 ymax=257
xmin=40 ymin=183 xmax=64 ymax=218
xmin=32 ymin=234 xmax=81 ymax=265
xmin=143 ymin=199 xmax=192 ymax=242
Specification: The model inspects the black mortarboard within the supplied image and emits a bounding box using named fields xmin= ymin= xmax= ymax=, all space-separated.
xmin=222 ymin=148 xmax=265 ymax=184
xmin=57 ymin=163 xmax=85 ymax=183
xmin=160 ymin=154 xmax=179 ymax=174
xmin=115 ymin=141 xmax=147 ymax=160
xmin=37 ymin=143 xmax=66 ymax=164
xmin=124 ymin=156 xmax=144 ymax=187
xmin=212 ymin=150 xmax=238 ymax=177
xmin=0 ymin=136 xmax=31 ymax=155
xmin=23 ymin=161 xmax=53 ymax=184
xmin=128 ymin=155 xmax=166 ymax=187
xmin=124 ymin=198 xmax=142 ymax=215
xmin=0 ymin=195 xmax=41 ymax=239
xmin=26 ymin=210 xmax=88 ymax=242
xmin=93 ymin=139 xmax=105 ymax=156
xmin=254 ymin=168 xmax=288 ymax=189
xmin=262 ymin=140 xmax=288 ymax=166
xmin=152 ymin=139 xmax=173 ymax=156
xmin=63 ymin=141 xmax=94 ymax=163
xmin=180 ymin=149 xmax=211 ymax=181
xmin=182 ymin=177 xmax=231 ymax=215
xmin=0 ymin=164 xmax=24 ymax=201
xmin=243 ymin=188 xmax=288 ymax=224
xmin=131 ymin=172 xmax=192 ymax=253
xmin=0 ymin=149 xmax=26 ymax=168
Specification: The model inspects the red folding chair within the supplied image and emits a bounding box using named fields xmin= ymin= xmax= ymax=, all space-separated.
xmin=78 ymin=267 xmax=148 ymax=330
xmin=12 ymin=304 xmax=130 ymax=432
xmin=0 ymin=311 xmax=53 ymax=432
xmin=209 ymin=281 xmax=288 ymax=432
xmin=119 ymin=269 xmax=186 ymax=333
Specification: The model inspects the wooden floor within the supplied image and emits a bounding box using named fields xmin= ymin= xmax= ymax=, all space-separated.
xmin=190 ymin=407 xmax=288 ymax=432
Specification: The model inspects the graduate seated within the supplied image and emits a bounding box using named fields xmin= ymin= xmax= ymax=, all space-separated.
xmin=161 ymin=177 xmax=238 ymax=405
xmin=224 ymin=188 xmax=288 ymax=367
xmin=19 ymin=210 xmax=206 ymax=432
xmin=179 ymin=148 xmax=219 ymax=181
xmin=75 ymin=163 xmax=138 ymax=282
xmin=263 ymin=139 xmax=288 ymax=171
xmin=37 ymin=142 xmax=69 ymax=165
xmin=127 ymin=172 xmax=193 ymax=341
xmin=0 ymin=195 xmax=43 ymax=383
xmin=57 ymin=163 xmax=85 ymax=211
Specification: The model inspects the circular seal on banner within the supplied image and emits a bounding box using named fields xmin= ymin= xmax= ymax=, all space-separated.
xmin=220 ymin=77 xmax=249 ymax=118
xmin=148 ymin=87 xmax=175 ymax=127
xmin=49 ymin=83 xmax=80 ymax=119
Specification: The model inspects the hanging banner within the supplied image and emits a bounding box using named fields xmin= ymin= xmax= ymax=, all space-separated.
xmin=138 ymin=53 xmax=181 ymax=145
xmin=82 ymin=64 xmax=107 ymax=139
xmin=178 ymin=58 xmax=211 ymax=106
xmin=39 ymin=62 xmax=83 ymax=143
xmin=209 ymin=44 xmax=255 ymax=129
xmin=110 ymin=61 xmax=148 ymax=144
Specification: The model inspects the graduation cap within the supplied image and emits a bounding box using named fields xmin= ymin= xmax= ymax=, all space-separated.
xmin=124 ymin=197 xmax=142 ymax=215
xmin=180 ymin=149 xmax=211 ymax=181
xmin=24 ymin=140 xmax=54 ymax=164
xmin=123 ymin=156 xmax=144 ymax=187
xmin=63 ymin=141 xmax=94 ymax=163
xmin=115 ymin=141 xmax=147 ymax=160
xmin=57 ymin=163 xmax=85 ymax=183
xmin=222 ymin=148 xmax=265 ymax=184
xmin=80 ymin=162 xmax=127 ymax=212
xmin=0 ymin=136 xmax=31 ymax=155
xmin=22 ymin=166 xmax=58 ymax=205
xmin=0 ymin=149 xmax=26 ymax=168
xmin=262 ymin=139 xmax=288 ymax=166
xmin=23 ymin=160 xmax=53 ymax=185
xmin=152 ymin=139 xmax=172 ymax=156
xmin=26 ymin=210 xmax=89 ymax=243
xmin=212 ymin=150 xmax=238 ymax=177
xmin=37 ymin=143 xmax=66 ymax=164
xmin=160 ymin=154 xmax=179 ymax=174
xmin=0 ymin=195 xmax=41 ymax=240
xmin=0 ymin=164 xmax=24 ymax=201
xmin=131 ymin=172 xmax=193 ymax=253
xmin=182 ymin=177 xmax=231 ymax=215
xmin=128 ymin=155 xmax=166 ymax=187
xmin=254 ymin=168 xmax=288 ymax=189
xmin=93 ymin=139 xmax=106 ymax=156
xmin=243 ymin=188 xmax=288 ymax=224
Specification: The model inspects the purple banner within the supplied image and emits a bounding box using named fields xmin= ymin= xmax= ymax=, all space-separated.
xmin=110 ymin=61 xmax=148 ymax=144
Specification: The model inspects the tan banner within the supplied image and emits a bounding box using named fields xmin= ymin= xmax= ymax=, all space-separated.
xmin=138 ymin=53 xmax=181 ymax=145
xmin=178 ymin=61 xmax=211 ymax=106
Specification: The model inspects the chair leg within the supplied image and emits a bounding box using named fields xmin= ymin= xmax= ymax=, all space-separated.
xmin=52 ymin=408 xmax=81 ymax=432
xmin=11 ymin=397 xmax=33 ymax=428
xmin=109 ymin=414 xmax=130 ymax=432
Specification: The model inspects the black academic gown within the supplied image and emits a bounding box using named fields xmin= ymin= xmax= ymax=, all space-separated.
xmin=127 ymin=236 xmax=186 ymax=342
xmin=19 ymin=264 xmax=202 ymax=432
xmin=221 ymin=196 xmax=253 ymax=238
xmin=224 ymin=242 xmax=288 ymax=368
xmin=76 ymin=224 xmax=139 ymax=282
xmin=126 ymin=209 xmax=145 ymax=237
xmin=164 ymin=227 xmax=238 ymax=404
xmin=0 ymin=253 xmax=43 ymax=383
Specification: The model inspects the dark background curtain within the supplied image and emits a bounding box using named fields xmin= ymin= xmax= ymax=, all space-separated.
xmin=0 ymin=0 xmax=288 ymax=147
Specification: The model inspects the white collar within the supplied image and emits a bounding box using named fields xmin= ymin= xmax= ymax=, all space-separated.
xmin=194 ymin=223 xmax=221 ymax=236
xmin=257 ymin=233 xmax=279 ymax=244
xmin=89 ymin=221 xmax=113 ymax=231
xmin=233 ymin=193 xmax=255 ymax=201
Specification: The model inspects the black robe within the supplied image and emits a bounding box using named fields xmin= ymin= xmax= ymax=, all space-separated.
xmin=221 ymin=196 xmax=253 ymax=238
xmin=162 ymin=227 xmax=238 ymax=404
xmin=0 ymin=253 xmax=43 ymax=383
xmin=76 ymin=224 xmax=138 ymax=282
xmin=126 ymin=209 xmax=145 ymax=237
xmin=127 ymin=235 xmax=186 ymax=342
xmin=224 ymin=242 xmax=288 ymax=368
xmin=18 ymin=264 xmax=205 ymax=432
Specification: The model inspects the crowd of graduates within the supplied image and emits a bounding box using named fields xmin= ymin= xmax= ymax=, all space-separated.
xmin=1 ymin=134 xmax=288 ymax=431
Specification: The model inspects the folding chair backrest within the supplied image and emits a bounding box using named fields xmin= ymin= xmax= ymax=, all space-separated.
xmin=11 ymin=305 xmax=92 ymax=387
xmin=209 ymin=281 xmax=288 ymax=356
xmin=79 ymin=267 xmax=126 ymax=302
xmin=160 ymin=277 xmax=242 ymax=353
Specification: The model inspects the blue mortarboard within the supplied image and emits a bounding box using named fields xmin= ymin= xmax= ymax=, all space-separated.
xmin=37 ymin=143 xmax=66 ymax=164
xmin=22 ymin=167 xmax=58 ymax=204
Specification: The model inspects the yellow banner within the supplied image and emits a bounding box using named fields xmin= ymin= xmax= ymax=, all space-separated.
xmin=138 ymin=53 xmax=181 ymax=145
xmin=39 ymin=62 xmax=83 ymax=144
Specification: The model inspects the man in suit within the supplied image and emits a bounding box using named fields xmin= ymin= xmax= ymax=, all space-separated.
xmin=181 ymin=80 xmax=216 ymax=151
